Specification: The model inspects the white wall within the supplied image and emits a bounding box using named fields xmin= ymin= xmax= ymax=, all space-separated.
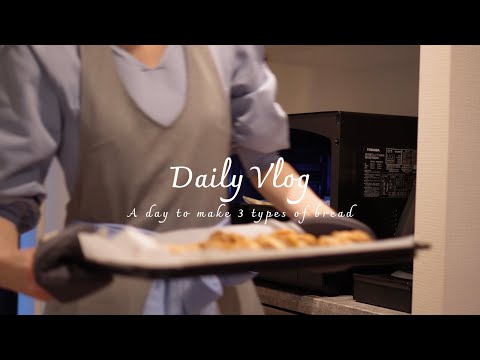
xmin=266 ymin=45 xmax=420 ymax=116
xmin=413 ymin=45 xmax=480 ymax=314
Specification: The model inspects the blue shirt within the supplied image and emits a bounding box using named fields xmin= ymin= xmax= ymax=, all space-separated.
xmin=0 ymin=45 xmax=290 ymax=233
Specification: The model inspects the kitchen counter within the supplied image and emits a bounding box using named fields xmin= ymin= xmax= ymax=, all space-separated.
xmin=255 ymin=281 xmax=407 ymax=315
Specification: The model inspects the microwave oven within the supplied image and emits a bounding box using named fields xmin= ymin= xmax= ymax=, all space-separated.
xmin=229 ymin=111 xmax=418 ymax=295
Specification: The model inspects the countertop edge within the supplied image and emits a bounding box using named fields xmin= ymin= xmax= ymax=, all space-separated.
xmin=256 ymin=284 xmax=407 ymax=315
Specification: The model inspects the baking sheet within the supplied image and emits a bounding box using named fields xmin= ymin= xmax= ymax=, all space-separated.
xmin=77 ymin=220 xmax=425 ymax=278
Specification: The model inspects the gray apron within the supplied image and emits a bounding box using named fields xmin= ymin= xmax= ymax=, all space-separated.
xmin=44 ymin=45 xmax=263 ymax=315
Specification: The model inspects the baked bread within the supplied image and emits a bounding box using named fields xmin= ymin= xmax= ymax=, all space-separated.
xmin=169 ymin=227 xmax=373 ymax=254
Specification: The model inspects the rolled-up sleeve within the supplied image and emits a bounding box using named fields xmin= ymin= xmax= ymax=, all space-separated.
xmin=230 ymin=45 xmax=290 ymax=171
xmin=0 ymin=46 xmax=61 ymax=233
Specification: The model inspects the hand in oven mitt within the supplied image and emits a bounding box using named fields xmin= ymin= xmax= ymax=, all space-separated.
xmin=33 ymin=223 xmax=114 ymax=303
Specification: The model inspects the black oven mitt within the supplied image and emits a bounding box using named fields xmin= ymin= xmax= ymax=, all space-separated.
xmin=298 ymin=216 xmax=377 ymax=239
xmin=33 ymin=223 xmax=114 ymax=303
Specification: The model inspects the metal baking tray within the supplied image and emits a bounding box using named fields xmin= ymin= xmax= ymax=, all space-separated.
xmin=78 ymin=219 xmax=428 ymax=279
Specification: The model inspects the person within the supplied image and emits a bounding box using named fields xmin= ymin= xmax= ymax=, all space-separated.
xmin=0 ymin=45 xmax=333 ymax=314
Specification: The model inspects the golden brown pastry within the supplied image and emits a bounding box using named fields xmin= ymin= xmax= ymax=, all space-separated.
xmin=168 ymin=228 xmax=373 ymax=254
xmin=256 ymin=234 xmax=288 ymax=249
xmin=272 ymin=229 xmax=317 ymax=247
xmin=170 ymin=229 xmax=373 ymax=254
xmin=330 ymin=230 xmax=373 ymax=243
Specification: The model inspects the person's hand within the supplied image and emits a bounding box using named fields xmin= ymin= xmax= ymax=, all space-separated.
xmin=33 ymin=223 xmax=114 ymax=303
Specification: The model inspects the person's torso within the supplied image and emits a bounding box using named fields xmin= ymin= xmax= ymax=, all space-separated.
xmin=28 ymin=45 xmax=237 ymax=197
xmin=66 ymin=45 xmax=233 ymax=232
xmin=43 ymin=45 xmax=234 ymax=315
